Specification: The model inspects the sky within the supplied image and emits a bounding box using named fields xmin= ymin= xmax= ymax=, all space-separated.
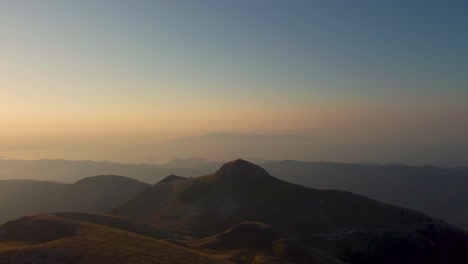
xmin=0 ymin=1 xmax=467 ymax=164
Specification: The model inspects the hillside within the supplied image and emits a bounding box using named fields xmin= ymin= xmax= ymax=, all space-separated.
xmin=262 ymin=161 xmax=468 ymax=229
xmin=48 ymin=212 xmax=174 ymax=240
xmin=112 ymin=159 xmax=468 ymax=263
xmin=0 ymin=214 xmax=229 ymax=264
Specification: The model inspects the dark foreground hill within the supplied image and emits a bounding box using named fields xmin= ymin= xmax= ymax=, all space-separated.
xmin=188 ymin=221 xmax=343 ymax=264
xmin=0 ymin=214 xmax=229 ymax=264
xmin=47 ymin=212 xmax=174 ymax=240
xmin=112 ymin=159 xmax=468 ymax=263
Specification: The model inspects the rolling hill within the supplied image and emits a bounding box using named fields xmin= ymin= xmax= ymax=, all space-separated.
xmin=0 ymin=212 xmax=346 ymax=264
xmin=0 ymin=213 xmax=229 ymax=264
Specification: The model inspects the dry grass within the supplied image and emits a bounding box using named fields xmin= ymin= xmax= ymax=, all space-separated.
xmin=0 ymin=214 xmax=230 ymax=264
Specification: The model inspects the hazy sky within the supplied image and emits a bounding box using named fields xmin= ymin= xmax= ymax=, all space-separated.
xmin=1 ymin=1 xmax=467 ymax=164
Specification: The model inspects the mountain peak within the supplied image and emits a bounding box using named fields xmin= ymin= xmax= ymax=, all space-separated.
xmin=157 ymin=175 xmax=187 ymax=184
xmin=211 ymin=159 xmax=273 ymax=185
xmin=225 ymin=158 xmax=254 ymax=167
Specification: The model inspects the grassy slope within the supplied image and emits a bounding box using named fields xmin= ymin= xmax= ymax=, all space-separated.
xmin=0 ymin=214 xmax=230 ymax=264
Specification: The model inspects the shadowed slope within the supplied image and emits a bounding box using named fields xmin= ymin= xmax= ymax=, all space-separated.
xmin=50 ymin=212 xmax=174 ymax=240
xmin=263 ymin=160 xmax=468 ymax=230
xmin=190 ymin=221 xmax=344 ymax=264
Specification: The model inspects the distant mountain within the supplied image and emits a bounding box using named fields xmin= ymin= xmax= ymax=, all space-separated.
xmin=168 ymin=132 xmax=310 ymax=144
xmin=0 ymin=213 xmax=229 ymax=264
xmin=262 ymin=160 xmax=468 ymax=230
xmin=52 ymin=175 xmax=150 ymax=213
xmin=112 ymin=159 xmax=468 ymax=263
xmin=0 ymin=175 xmax=149 ymax=224
xmin=4 ymin=158 xmax=468 ymax=231
xmin=0 ymin=180 xmax=67 ymax=224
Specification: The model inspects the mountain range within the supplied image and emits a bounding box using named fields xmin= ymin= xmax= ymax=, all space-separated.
xmin=2 ymin=158 xmax=468 ymax=230
xmin=2 ymin=159 xmax=468 ymax=263
xmin=0 ymin=159 xmax=211 ymax=183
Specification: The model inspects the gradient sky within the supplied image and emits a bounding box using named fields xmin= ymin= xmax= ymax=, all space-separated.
xmin=1 ymin=1 xmax=467 ymax=164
